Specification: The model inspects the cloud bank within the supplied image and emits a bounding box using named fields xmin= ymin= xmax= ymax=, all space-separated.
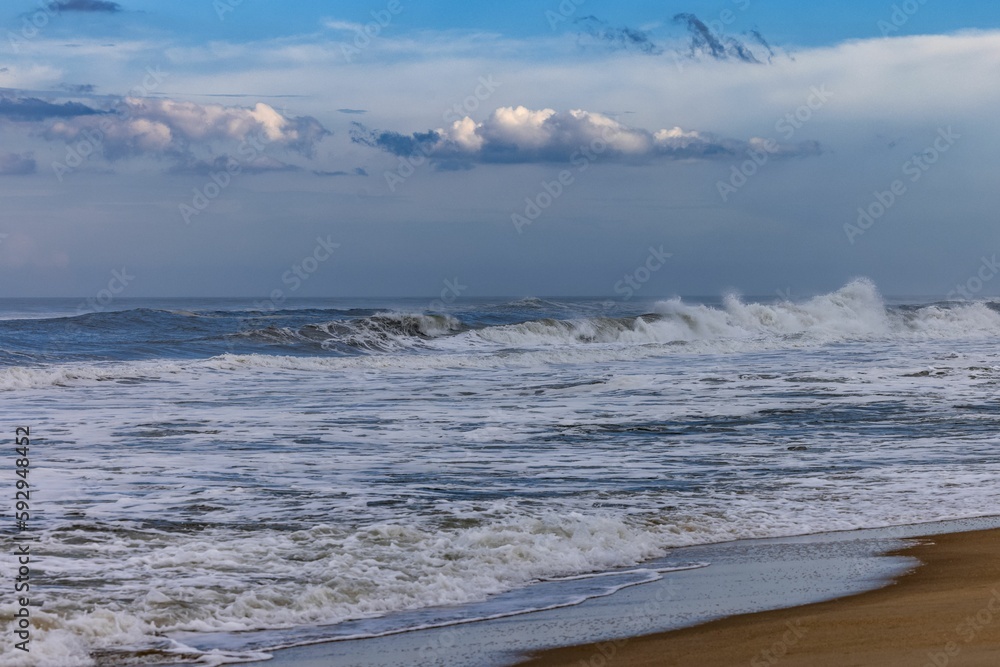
xmin=167 ymin=154 xmax=301 ymax=176
xmin=42 ymin=97 xmax=329 ymax=160
xmin=0 ymin=94 xmax=105 ymax=120
xmin=353 ymin=106 xmax=820 ymax=168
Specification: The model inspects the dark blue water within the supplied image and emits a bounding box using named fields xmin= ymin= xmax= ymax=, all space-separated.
xmin=0 ymin=296 xmax=690 ymax=364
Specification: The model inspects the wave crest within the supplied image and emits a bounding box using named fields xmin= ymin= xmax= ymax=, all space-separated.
xmin=467 ymin=279 xmax=1000 ymax=348
xmin=239 ymin=312 xmax=465 ymax=352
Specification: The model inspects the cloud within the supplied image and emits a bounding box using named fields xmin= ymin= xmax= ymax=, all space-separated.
xmin=0 ymin=153 xmax=36 ymax=175
xmin=352 ymin=106 xmax=820 ymax=168
xmin=48 ymin=0 xmax=122 ymax=12
xmin=169 ymin=154 xmax=300 ymax=175
xmin=0 ymin=94 xmax=105 ymax=120
xmin=58 ymin=83 xmax=97 ymax=94
xmin=313 ymin=167 xmax=368 ymax=177
xmin=324 ymin=20 xmax=365 ymax=32
xmin=575 ymin=16 xmax=663 ymax=55
xmin=43 ymin=97 xmax=330 ymax=159
xmin=337 ymin=108 xmax=368 ymax=115
xmin=747 ymin=29 xmax=776 ymax=63
xmin=673 ymin=13 xmax=762 ymax=64
xmin=565 ymin=12 xmax=775 ymax=65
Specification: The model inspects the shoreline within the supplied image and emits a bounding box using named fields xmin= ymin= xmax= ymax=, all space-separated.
xmin=190 ymin=517 xmax=1000 ymax=667
xmin=520 ymin=527 xmax=1000 ymax=666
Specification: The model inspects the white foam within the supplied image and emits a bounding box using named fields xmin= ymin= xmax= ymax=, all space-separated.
xmin=464 ymin=279 xmax=1000 ymax=349
xmin=6 ymin=281 xmax=1000 ymax=665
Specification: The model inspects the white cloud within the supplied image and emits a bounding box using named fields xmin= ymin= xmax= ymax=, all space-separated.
xmin=354 ymin=105 xmax=820 ymax=166
xmin=0 ymin=63 xmax=64 ymax=89
xmin=42 ymin=97 xmax=329 ymax=159
xmin=5 ymin=28 xmax=1000 ymax=181
xmin=324 ymin=19 xmax=365 ymax=32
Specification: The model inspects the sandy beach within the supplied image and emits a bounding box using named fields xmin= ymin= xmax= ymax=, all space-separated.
xmin=520 ymin=528 xmax=1000 ymax=667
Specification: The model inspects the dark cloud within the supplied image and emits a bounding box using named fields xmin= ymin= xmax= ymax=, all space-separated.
xmin=281 ymin=115 xmax=330 ymax=157
xmin=569 ymin=13 xmax=773 ymax=64
xmin=351 ymin=123 xmax=440 ymax=157
xmin=673 ymin=13 xmax=726 ymax=59
xmin=575 ymin=16 xmax=663 ymax=55
xmin=0 ymin=153 xmax=37 ymax=175
xmin=747 ymin=29 xmax=776 ymax=62
xmin=0 ymin=95 xmax=104 ymax=120
xmin=337 ymin=108 xmax=368 ymax=115
xmin=58 ymin=83 xmax=97 ymax=94
xmin=673 ymin=13 xmax=762 ymax=64
xmin=352 ymin=106 xmax=821 ymax=170
xmin=313 ymin=167 xmax=368 ymax=176
xmin=724 ymin=36 xmax=760 ymax=64
xmin=48 ymin=0 xmax=122 ymax=13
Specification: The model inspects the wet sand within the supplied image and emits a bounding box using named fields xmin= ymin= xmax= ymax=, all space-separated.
xmin=520 ymin=528 xmax=1000 ymax=666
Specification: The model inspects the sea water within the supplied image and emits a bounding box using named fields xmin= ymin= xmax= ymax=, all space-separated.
xmin=1 ymin=278 xmax=999 ymax=665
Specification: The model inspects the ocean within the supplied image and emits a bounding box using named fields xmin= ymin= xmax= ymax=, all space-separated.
xmin=2 ymin=278 xmax=1000 ymax=666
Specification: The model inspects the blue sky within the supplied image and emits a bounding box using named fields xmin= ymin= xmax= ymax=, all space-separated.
xmin=19 ymin=0 xmax=996 ymax=47
xmin=1 ymin=1 xmax=999 ymax=299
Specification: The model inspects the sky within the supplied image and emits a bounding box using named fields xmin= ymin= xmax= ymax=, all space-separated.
xmin=1 ymin=0 xmax=999 ymax=299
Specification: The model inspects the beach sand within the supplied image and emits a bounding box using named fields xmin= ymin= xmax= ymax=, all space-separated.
xmin=519 ymin=528 xmax=1000 ymax=666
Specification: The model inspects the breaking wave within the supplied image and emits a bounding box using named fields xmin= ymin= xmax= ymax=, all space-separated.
xmin=468 ymin=279 xmax=1000 ymax=348
xmin=237 ymin=313 xmax=465 ymax=352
